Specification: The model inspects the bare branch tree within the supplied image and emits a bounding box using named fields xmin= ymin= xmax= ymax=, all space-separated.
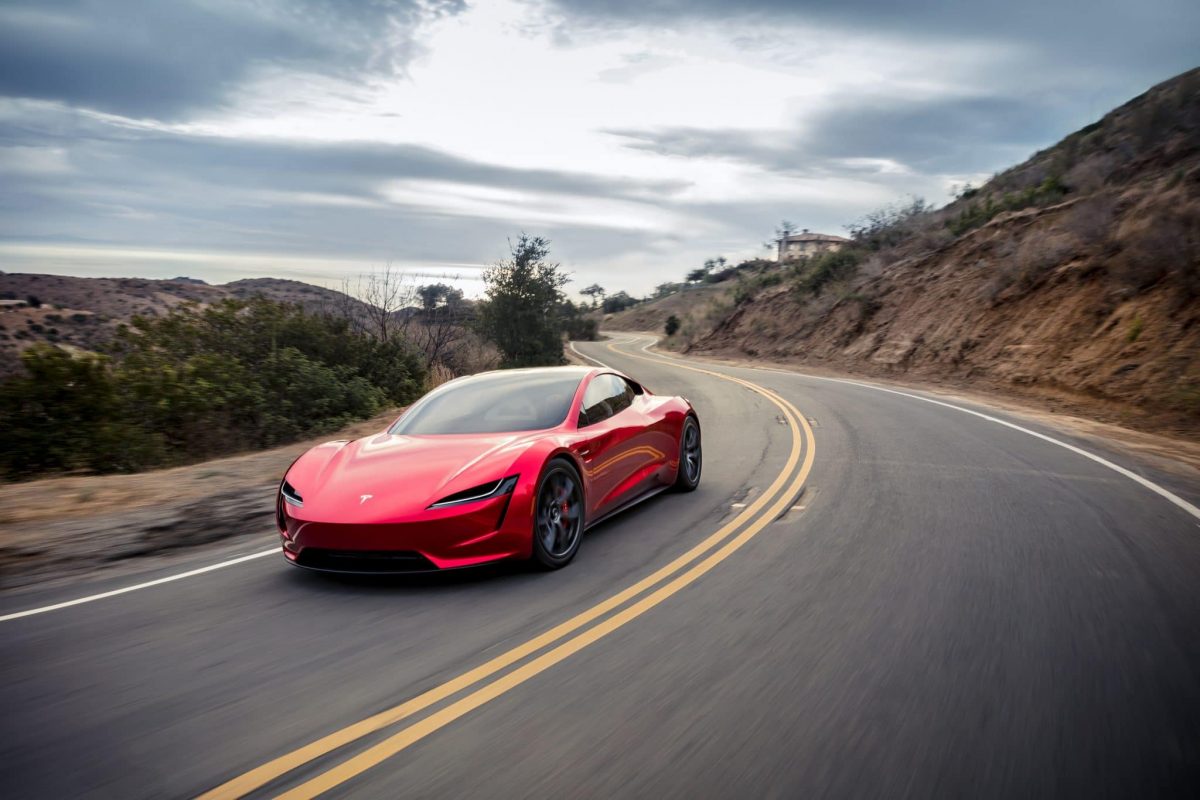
xmin=356 ymin=262 xmax=419 ymax=344
xmin=410 ymin=280 xmax=469 ymax=369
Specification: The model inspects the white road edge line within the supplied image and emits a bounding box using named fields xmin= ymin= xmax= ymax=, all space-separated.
xmin=631 ymin=334 xmax=1200 ymax=522
xmin=569 ymin=340 xmax=612 ymax=369
xmin=0 ymin=548 xmax=278 ymax=623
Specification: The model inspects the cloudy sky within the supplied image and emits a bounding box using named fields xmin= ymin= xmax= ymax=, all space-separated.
xmin=1 ymin=0 xmax=1196 ymax=298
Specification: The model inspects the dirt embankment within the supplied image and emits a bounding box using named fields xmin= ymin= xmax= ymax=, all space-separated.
xmin=0 ymin=409 xmax=400 ymax=589
xmin=687 ymin=69 xmax=1200 ymax=439
xmin=693 ymin=183 xmax=1199 ymax=438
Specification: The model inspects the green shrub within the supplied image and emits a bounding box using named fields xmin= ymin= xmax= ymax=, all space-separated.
xmin=563 ymin=316 xmax=599 ymax=341
xmin=793 ymin=249 xmax=863 ymax=295
xmin=0 ymin=298 xmax=426 ymax=479
xmin=946 ymin=175 xmax=1069 ymax=236
xmin=0 ymin=346 xmax=162 ymax=476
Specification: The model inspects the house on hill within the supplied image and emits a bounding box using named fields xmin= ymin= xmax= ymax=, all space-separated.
xmin=776 ymin=230 xmax=850 ymax=261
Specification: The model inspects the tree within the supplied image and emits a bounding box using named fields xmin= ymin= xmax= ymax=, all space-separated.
xmin=580 ymin=283 xmax=606 ymax=309
xmin=476 ymin=235 xmax=571 ymax=368
xmin=664 ymin=315 xmax=680 ymax=337
xmin=703 ymin=256 xmax=735 ymax=283
xmin=688 ymin=257 xmax=726 ymax=285
xmin=326 ymin=269 xmax=474 ymax=370
xmin=358 ymin=262 xmax=419 ymax=343
xmin=846 ymin=196 xmax=931 ymax=251
xmin=417 ymin=283 xmax=459 ymax=312
xmin=601 ymin=291 xmax=638 ymax=313
xmin=411 ymin=283 xmax=469 ymax=369
xmin=765 ymin=220 xmax=796 ymax=251
xmin=561 ymin=300 xmax=599 ymax=341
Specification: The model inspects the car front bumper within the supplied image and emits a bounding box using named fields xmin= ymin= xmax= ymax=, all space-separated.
xmin=278 ymin=492 xmax=533 ymax=571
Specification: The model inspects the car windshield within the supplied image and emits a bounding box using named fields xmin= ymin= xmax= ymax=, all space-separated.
xmin=389 ymin=371 xmax=584 ymax=435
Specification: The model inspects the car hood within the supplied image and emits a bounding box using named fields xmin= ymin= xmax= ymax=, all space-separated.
xmin=287 ymin=430 xmax=542 ymax=522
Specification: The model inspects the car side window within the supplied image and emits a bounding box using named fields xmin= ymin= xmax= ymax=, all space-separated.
xmin=579 ymin=374 xmax=633 ymax=427
xmin=617 ymin=377 xmax=639 ymax=408
xmin=607 ymin=376 xmax=635 ymax=415
xmin=580 ymin=375 xmax=614 ymax=426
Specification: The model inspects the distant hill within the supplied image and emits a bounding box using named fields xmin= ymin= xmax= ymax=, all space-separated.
xmin=604 ymin=283 xmax=732 ymax=334
xmin=627 ymin=67 xmax=1200 ymax=436
xmin=0 ymin=274 xmax=372 ymax=376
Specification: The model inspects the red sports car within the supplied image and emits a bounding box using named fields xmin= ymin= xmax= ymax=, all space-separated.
xmin=277 ymin=366 xmax=701 ymax=571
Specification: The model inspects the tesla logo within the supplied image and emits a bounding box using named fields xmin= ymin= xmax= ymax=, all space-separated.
xmin=360 ymin=494 xmax=373 ymax=505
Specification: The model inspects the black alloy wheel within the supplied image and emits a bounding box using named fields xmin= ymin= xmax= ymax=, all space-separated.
xmin=675 ymin=416 xmax=702 ymax=492
xmin=532 ymin=461 xmax=584 ymax=569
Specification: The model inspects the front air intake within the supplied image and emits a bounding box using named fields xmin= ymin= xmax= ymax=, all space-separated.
xmin=295 ymin=549 xmax=436 ymax=573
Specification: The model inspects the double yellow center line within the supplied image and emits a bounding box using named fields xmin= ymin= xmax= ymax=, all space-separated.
xmin=200 ymin=338 xmax=815 ymax=799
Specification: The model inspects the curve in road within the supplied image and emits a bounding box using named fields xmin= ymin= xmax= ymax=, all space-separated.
xmin=2 ymin=334 xmax=1198 ymax=799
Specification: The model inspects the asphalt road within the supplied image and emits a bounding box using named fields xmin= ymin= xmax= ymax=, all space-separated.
xmin=3 ymin=334 xmax=1199 ymax=798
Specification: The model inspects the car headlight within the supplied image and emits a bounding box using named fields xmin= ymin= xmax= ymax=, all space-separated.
xmin=429 ymin=475 xmax=518 ymax=509
xmin=281 ymin=480 xmax=304 ymax=507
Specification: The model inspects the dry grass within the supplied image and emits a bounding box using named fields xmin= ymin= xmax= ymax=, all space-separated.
xmin=425 ymin=362 xmax=456 ymax=390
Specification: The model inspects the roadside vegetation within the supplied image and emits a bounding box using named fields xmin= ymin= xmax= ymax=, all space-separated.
xmin=0 ymin=233 xmax=599 ymax=480
xmin=0 ymin=298 xmax=426 ymax=479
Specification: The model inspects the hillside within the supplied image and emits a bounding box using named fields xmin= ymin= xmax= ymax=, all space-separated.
xmin=0 ymin=273 xmax=369 ymax=376
xmin=659 ymin=68 xmax=1200 ymax=437
xmin=604 ymin=283 xmax=733 ymax=333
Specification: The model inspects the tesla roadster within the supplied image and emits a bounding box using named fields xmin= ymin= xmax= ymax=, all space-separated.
xmin=276 ymin=365 xmax=701 ymax=572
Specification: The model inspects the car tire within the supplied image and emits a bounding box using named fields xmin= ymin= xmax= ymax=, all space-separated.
xmin=674 ymin=415 xmax=702 ymax=492
xmin=531 ymin=459 xmax=585 ymax=569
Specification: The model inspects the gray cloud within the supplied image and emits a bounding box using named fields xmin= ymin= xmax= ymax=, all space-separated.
xmin=551 ymin=1 xmax=1200 ymax=127
xmin=0 ymin=106 xmax=684 ymax=271
xmin=0 ymin=0 xmax=465 ymax=118
xmin=549 ymin=0 xmax=1199 ymax=58
xmin=2 ymin=0 xmax=1197 ymax=295
xmin=608 ymin=93 xmax=1063 ymax=176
